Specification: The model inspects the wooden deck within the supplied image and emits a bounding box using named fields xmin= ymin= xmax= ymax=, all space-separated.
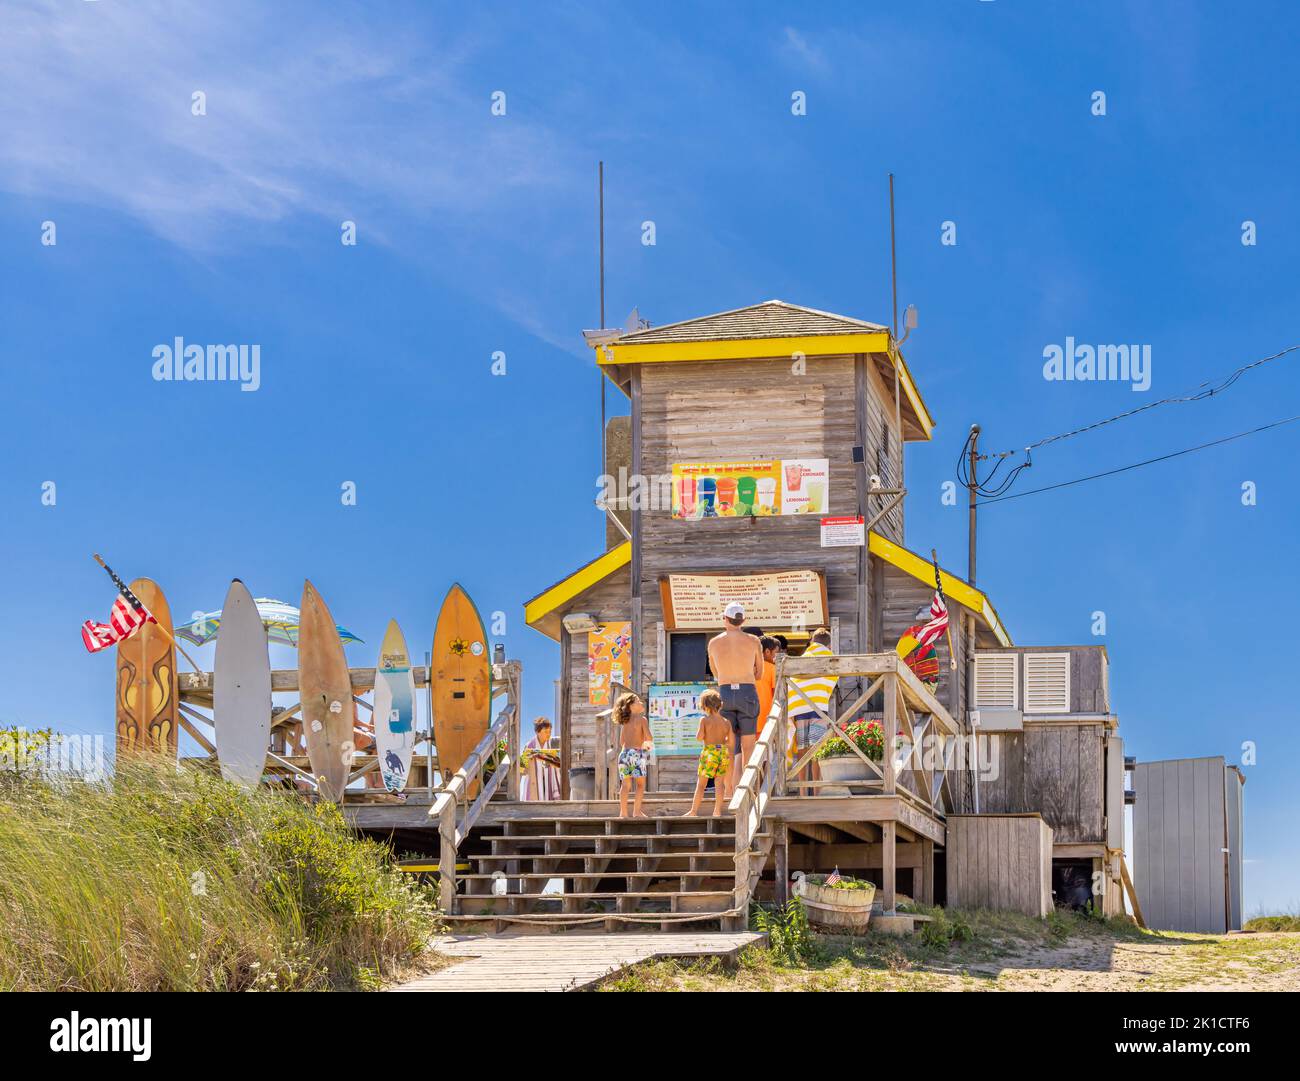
xmin=391 ymin=931 xmax=763 ymax=992
xmin=347 ymin=794 xmax=945 ymax=843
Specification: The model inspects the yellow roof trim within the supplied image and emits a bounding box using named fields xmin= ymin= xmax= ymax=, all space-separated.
xmin=524 ymin=542 xmax=631 ymax=627
xmin=868 ymin=532 xmax=1012 ymax=647
xmin=594 ymin=332 xmax=890 ymax=366
xmin=892 ymin=348 xmax=935 ymax=438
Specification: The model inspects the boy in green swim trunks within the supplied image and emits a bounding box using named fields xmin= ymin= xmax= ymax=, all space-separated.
xmin=684 ymin=689 xmax=732 ymax=818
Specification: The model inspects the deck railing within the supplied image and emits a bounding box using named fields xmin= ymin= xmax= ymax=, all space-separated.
xmin=428 ymin=673 xmax=520 ymax=914
xmin=780 ymin=652 xmax=964 ymax=816
xmin=728 ymin=655 xmax=787 ymax=911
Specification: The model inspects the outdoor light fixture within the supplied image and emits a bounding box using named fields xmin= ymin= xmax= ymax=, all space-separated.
xmin=898 ymin=303 xmax=919 ymax=345
xmin=561 ymin=612 xmax=600 ymax=634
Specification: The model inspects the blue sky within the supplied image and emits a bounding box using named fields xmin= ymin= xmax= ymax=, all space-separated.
xmin=1 ymin=1 xmax=1296 ymax=913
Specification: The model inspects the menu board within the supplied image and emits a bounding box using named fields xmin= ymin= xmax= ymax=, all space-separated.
xmin=587 ymin=621 xmax=631 ymax=706
xmin=671 ymin=458 xmax=829 ymax=519
xmin=661 ymin=570 xmax=828 ymax=631
xmin=647 ymin=682 xmax=712 ymax=757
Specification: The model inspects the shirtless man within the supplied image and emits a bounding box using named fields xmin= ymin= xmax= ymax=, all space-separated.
xmin=706 ymin=602 xmax=764 ymax=793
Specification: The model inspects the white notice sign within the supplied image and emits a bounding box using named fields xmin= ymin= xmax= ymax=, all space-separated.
xmin=820 ymin=516 xmax=865 ymax=547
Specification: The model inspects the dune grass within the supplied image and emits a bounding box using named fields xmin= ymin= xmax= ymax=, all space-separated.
xmin=0 ymin=755 xmax=436 ymax=991
xmin=1245 ymin=915 xmax=1300 ymax=932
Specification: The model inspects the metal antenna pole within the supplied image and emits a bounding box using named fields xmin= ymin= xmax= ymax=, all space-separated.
xmin=599 ymin=161 xmax=606 ymax=477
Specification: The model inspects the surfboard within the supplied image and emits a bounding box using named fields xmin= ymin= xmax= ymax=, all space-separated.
xmin=298 ymin=580 xmax=355 ymax=801
xmin=213 ymin=579 xmax=272 ymax=787
xmin=115 ymin=578 xmax=178 ymax=758
xmin=373 ymin=619 xmax=416 ymax=793
xmin=431 ymin=583 xmax=492 ymax=780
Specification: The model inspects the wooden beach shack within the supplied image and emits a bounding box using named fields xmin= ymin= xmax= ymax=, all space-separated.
xmin=167 ymin=299 xmax=1136 ymax=931
xmin=500 ymin=300 xmax=1130 ymax=927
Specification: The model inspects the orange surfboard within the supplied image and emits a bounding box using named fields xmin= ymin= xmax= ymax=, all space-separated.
xmin=298 ymin=580 xmax=355 ymax=802
xmin=115 ymin=578 xmax=178 ymax=757
xmin=431 ymin=583 xmax=492 ymax=779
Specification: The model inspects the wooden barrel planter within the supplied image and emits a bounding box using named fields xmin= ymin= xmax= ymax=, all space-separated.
xmin=801 ymin=877 xmax=877 ymax=934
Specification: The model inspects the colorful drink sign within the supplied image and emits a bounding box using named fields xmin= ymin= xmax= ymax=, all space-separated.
xmin=670 ymin=459 xmax=829 ymax=519
xmin=661 ymin=570 xmax=828 ymax=631
xmin=588 ymin=621 xmax=631 ymax=706
xmin=647 ymin=682 xmax=713 ymax=757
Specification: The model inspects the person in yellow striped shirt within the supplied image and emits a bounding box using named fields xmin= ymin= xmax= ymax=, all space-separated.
xmin=790 ymin=627 xmax=836 ymax=783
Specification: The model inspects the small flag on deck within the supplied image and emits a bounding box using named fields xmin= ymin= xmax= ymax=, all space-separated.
xmin=82 ymin=592 xmax=155 ymax=653
xmin=824 ymin=867 xmax=842 ymax=886
xmin=912 ymin=592 xmax=949 ymax=652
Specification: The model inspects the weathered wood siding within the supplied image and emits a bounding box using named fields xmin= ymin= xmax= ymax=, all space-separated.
xmin=977 ymin=723 xmax=1105 ymax=843
xmin=1133 ymin=757 xmax=1238 ymax=933
xmin=636 ymin=355 xmax=901 ymax=656
xmin=628 ymin=355 xmax=902 ymax=791
xmin=555 ymin=566 xmax=631 ymax=770
xmin=946 ymin=814 xmax=1053 ymax=916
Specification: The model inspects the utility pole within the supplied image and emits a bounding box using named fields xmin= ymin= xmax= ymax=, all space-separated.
xmin=598 ymin=161 xmax=606 ymax=475
xmin=967 ymin=423 xmax=979 ymax=585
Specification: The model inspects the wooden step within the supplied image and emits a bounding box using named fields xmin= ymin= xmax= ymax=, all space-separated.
xmin=469 ymin=850 xmax=737 ymax=863
xmin=494 ymin=828 xmax=735 ymax=839
xmin=458 ymin=871 xmax=734 ymax=883
xmin=458 ymin=890 xmax=734 ymax=905
xmin=442 ymin=910 xmax=738 ymax=926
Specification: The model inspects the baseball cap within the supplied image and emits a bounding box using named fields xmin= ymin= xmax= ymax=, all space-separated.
xmin=724 ymin=602 xmax=745 ymax=620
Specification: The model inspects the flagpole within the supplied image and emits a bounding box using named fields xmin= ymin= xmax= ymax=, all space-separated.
xmin=930 ymin=549 xmax=957 ymax=671
xmin=92 ymin=554 xmax=205 ymax=675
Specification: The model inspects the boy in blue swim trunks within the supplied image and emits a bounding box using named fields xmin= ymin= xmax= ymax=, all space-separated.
xmin=614 ymin=691 xmax=653 ymax=819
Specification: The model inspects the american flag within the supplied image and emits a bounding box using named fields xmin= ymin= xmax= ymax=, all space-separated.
xmin=824 ymin=867 xmax=842 ymax=886
xmin=82 ymin=581 xmax=155 ymax=653
xmin=912 ymin=592 xmax=949 ymax=652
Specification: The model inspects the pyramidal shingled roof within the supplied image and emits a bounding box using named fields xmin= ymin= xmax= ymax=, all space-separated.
xmin=615 ymin=300 xmax=888 ymax=345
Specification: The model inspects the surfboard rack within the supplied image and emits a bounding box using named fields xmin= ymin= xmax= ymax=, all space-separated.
xmin=175 ymin=660 xmax=524 ymax=805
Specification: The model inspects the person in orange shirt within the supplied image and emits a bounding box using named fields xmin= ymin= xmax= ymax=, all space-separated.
xmin=755 ymin=635 xmax=779 ymax=737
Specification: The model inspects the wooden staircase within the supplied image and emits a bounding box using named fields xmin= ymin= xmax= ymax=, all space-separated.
xmin=445 ymin=813 xmax=773 ymax=931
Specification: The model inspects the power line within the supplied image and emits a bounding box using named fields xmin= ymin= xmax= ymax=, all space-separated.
xmin=978 ymin=343 xmax=1299 ymax=463
xmin=975 ymin=413 xmax=1300 ymax=507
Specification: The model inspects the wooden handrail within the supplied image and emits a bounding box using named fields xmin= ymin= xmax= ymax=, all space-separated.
xmin=428 ymin=698 xmax=517 ymax=914
xmin=727 ymin=656 xmax=786 ymax=912
xmin=779 ymin=653 xmax=960 ymax=738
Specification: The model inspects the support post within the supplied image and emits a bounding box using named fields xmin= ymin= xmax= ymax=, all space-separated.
xmin=774 ymin=820 xmax=790 ymax=905
xmin=559 ymin=626 xmax=572 ymax=800
xmin=882 ymin=820 xmax=897 ymax=913
xmin=438 ymin=802 xmax=457 ymax=915
xmin=630 ymin=367 xmax=644 ymax=699
xmin=920 ymin=837 xmax=935 ymax=905
xmin=883 ymin=672 xmax=898 ymax=794
xmin=505 ymin=665 xmax=521 ymax=801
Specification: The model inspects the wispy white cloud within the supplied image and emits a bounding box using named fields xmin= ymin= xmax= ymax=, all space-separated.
xmin=780 ymin=27 xmax=827 ymax=73
xmin=0 ymin=0 xmax=580 ymax=249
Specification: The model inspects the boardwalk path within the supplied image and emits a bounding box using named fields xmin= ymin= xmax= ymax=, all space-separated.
xmin=391 ymin=931 xmax=763 ymax=992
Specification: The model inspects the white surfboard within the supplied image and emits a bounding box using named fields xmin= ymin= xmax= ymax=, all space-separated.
xmin=373 ymin=619 xmax=417 ymax=793
xmin=214 ymin=579 xmax=272 ymax=787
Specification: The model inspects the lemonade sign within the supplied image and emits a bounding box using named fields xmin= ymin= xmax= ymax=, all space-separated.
xmin=670 ymin=458 xmax=828 ymax=519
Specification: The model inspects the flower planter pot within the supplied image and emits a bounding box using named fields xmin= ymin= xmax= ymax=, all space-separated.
xmin=802 ymin=879 xmax=876 ymax=934
xmin=817 ymin=755 xmax=877 ymax=796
